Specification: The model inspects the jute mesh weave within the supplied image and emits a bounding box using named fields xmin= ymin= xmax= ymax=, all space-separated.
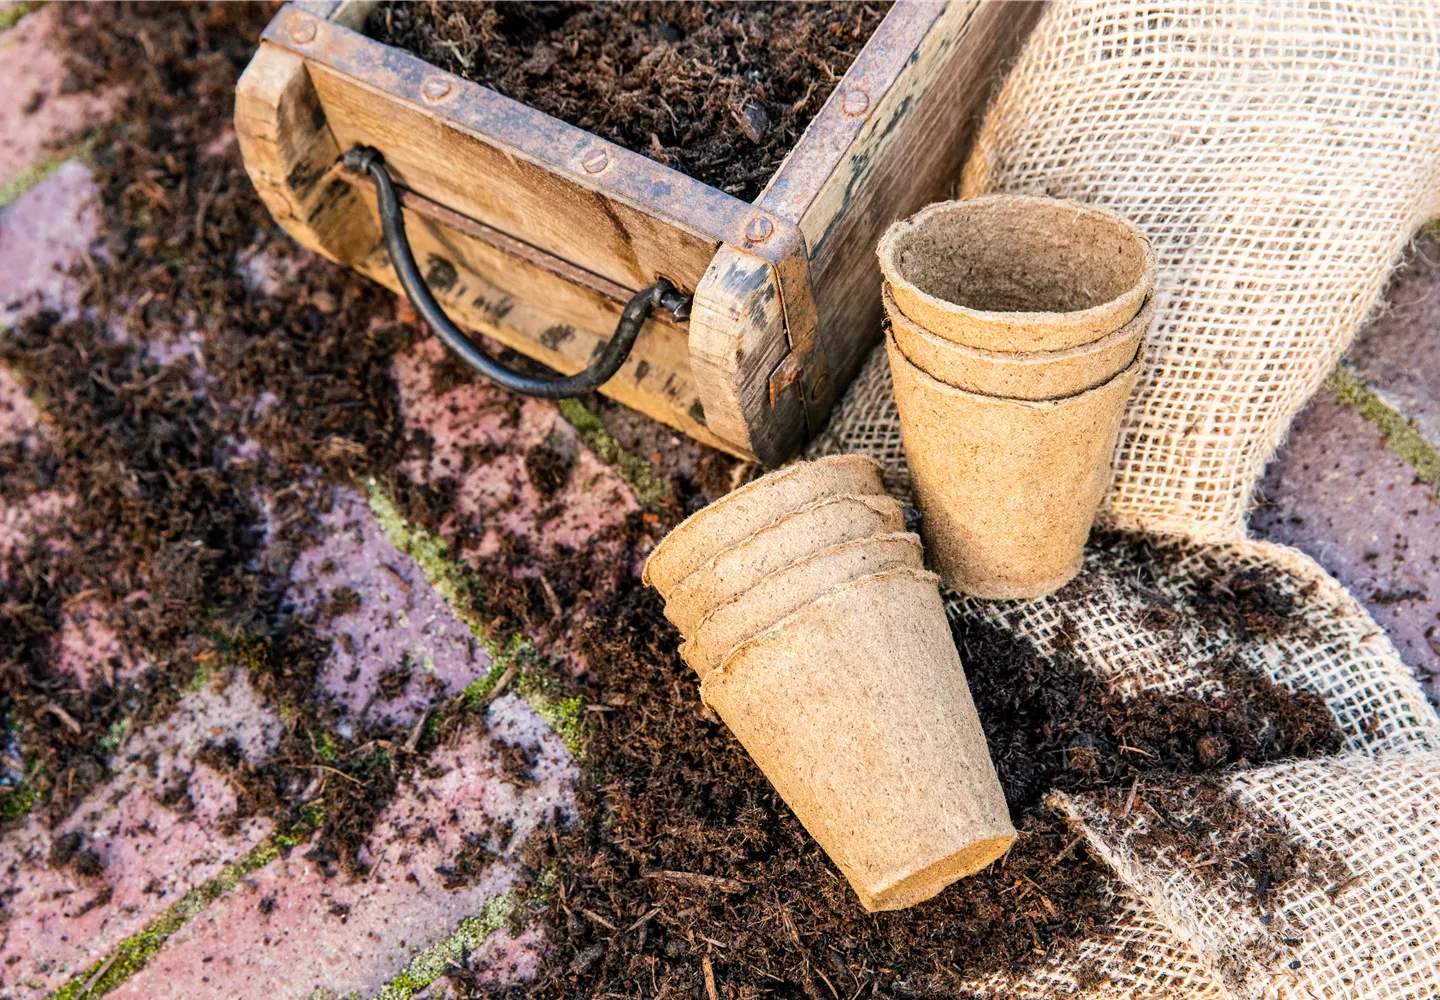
xmin=805 ymin=2 xmax=1440 ymax=995
xmin=1052 ymin=753 xmax=1440 ymax=1000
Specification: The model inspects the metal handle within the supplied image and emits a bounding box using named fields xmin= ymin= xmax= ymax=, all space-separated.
xmin=344 ymin=146 xmax=689 ymax=400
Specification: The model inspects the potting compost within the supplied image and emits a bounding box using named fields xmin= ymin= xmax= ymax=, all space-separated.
xmin=366 ymin=1 xmax=890 ymax=199
xmin=2 ymin=2 xmax=1439 ymax=1000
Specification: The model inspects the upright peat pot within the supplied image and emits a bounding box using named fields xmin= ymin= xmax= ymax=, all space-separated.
xmin=235 ymin=0 xmax=1041 ymax=464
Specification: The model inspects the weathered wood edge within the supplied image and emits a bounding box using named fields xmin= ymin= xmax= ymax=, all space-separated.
xmin=262 ymin=7 xmax=797 ymax=272
xmin=235 ymin=42 xmax=379 ymax=271
xmin=779 ymin=1 xmax=1045 ymax=421
xmin=757 ymin=1 xmax=950 ymax=222
xmin=293 ymin=0 xmax=375 ymax=30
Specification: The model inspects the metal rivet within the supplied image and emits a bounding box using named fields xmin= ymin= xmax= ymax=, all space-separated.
xmin=842 ymin=88 xmax=870 ymax=117
xmin=745 ymin=217 xmax=774 ymax=243
xmin=581 ymin=148 xmax=610 ymax=174
xmin=289 ymin=16 xmax=317 ymax=44
xmin=421 ymin=77 xmax=453 ymax=103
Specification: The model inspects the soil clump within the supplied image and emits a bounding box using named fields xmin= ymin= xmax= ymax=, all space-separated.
xmin=367 ymin=1 xmax=890 ymax=201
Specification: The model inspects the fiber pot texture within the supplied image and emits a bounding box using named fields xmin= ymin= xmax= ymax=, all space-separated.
xmin=877 ymin=195 xmax=1156 ymax=353
xmin=886 ymin=286 xmax=1151 ymax=400
xmin=683 ymin=532 xmax=923 ymax=679
xmin=702 ymin=567 xmax=1016 ymax=912
xmin=664 ymin=493 xmax=905 ymax=637
xmin=886 ymin=331 xmax=1141 ymax=599
xmin=643 ymin=454 xmax=885 ymax=597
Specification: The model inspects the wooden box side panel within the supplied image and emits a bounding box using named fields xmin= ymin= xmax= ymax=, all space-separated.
xmin=235 ymin=43 xmax=379 ymax=270
xmin=261 ymin=6 xmax=782 ymax=297
xmin=237 ymin=40 xmax=736 ymax=456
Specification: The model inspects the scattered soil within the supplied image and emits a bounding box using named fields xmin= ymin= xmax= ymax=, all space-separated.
xmin=1 ymin=4 xmax=1354 ymax=998
xmin=2 ymin=1 xmax=716 ymax=872
xmin=367 ymin=1 xmax=891 ymax=201
xmin=457 ymin=531 xmax=1342 ymax=999
xmin=1074 ymin=775 xmax=1350 ymax=919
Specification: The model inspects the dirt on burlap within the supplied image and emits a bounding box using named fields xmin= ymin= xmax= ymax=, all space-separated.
xmin=367 ymin=1 xmax=890 ymax=201
xmin=456 ymin=529 xmax=1341 ymax=999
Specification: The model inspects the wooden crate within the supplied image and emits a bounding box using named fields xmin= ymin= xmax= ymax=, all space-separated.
xmin=236 ymin=0 xmax=1042 ymax=465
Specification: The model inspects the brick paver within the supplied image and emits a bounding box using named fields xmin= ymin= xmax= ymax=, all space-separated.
xmin=0 ymin=5 xmax=118 ymax=195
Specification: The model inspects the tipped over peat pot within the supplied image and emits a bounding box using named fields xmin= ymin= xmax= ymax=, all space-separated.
xmin=236 ymin=1 xmax=1041 ymax=464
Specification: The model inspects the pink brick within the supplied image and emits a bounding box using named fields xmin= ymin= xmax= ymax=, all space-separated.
xmin=286 ymin=486 xmax=491 ymax=728
xmin=0 ymin=672 xmax=284 ymax=997
xmin=411 ymin=928 xmax=543 ymax=998
xmin=0 ymin=157 xmax=99 ymax=326
xmin=0 ymin=489 xmax=69 ymax=586
xmin=1253 ymin=393 xmax=1440 ymax=701
xmin=0 ymin=5 xmax=118 ymax=184
xmin=0 ymin=367 xmax=40 ymax=447
xmin=392 ymin=337 xmax=638 ymax=559
xmin=52 ymin=603 xmax=140 ymax=693
xmin=108 ymin=694 xmax=575 ymax=1000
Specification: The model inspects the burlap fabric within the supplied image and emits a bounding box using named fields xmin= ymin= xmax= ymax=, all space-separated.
xmin=1048 ymin=752 xmax=1440 ymax=1000
xmin=805 ymin=2 xmax=1440 ymax=995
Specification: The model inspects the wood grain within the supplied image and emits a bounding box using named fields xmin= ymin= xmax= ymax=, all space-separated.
xmin=346 ymin=183 xmax=731 ymax=453
xmin=690 ymin=247 xmax=806 ymax=465
xmin=234 ymin=42 xmax=379 ymax=269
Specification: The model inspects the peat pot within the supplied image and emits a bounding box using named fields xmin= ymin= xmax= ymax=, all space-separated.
xmin=236 ymin=0 xmax=1041 ymax=464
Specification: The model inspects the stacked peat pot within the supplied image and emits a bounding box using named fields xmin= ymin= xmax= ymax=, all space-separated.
xmin=643 ymin=455 xmax=1015 ymax=912
xmin=878 ymin=196 xmax=1156 ymax=599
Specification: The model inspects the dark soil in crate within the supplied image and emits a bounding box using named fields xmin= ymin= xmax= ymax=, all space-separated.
xmin=366 ymin=1 xmax=890 ymax=202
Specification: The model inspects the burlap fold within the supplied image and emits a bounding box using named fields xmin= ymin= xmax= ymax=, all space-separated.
xmin=701 ymin=568 xmax=1015 ymax=912
xmin=877 ymin=195 xmax=1155 ymax=353
xmin=683 ymin=532 xmax=923 ymax=679
xmin=805 ymin=0 xmax=1440 ymax=992
xmin=664 ymin=493 xmax=904 ymax=637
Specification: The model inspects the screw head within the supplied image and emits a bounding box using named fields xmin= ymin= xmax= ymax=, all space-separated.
xmin=745 ymin=217 xmax=774 ymax=243
xmin=842 ymin=88 xmax=870 ymax=117
xmin=581 ymin=148 xmax=610 ymax=174
xmin=289 ymin=16 xmax=317 ymax=44
xmin=421 ymin=76 xmax=453 ymax=103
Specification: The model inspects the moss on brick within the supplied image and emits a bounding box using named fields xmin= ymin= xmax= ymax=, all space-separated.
xmin=1326 ymin=364 xmax=1440 ymax=488
xmin=555 ymin=398 xmax=668 ymax=508
xmin=366 ymin=479 xmax=589 ymax=755
xmin=0 ymin=134 xmax=100 ymax=210
xmin=0 ymin=772 xmax=41 ymax=822
xmin=0 ymin=1 xmax=44 ymax=35
xmin=363 ymin=894 xmax=517 ymax=1000
xmin=48 ymin=836 xmax=283 ymax=999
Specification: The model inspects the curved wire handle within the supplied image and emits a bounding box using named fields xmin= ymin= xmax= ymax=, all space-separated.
xmin=344 ymin=146 xmax=687 ymax=400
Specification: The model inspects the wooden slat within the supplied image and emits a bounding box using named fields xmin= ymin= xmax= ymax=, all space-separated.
xmin=758 ymin=2 xmax=950 ymax=219
xmin=234 ymin=42 xmax=378 ymax=270
xmin=263 ymin=7 xmax=774 ymax=293
xmin=761 ymin=0 xmax=1045 ymax=402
